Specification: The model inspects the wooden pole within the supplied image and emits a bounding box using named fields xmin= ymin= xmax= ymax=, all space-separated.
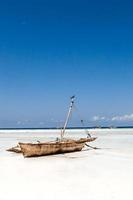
xmin=61 ymin=96 xmax=75 ymax=139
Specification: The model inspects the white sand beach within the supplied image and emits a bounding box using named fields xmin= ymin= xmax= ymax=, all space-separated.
xmin=0 ymin=128 xmax=133 ymax=200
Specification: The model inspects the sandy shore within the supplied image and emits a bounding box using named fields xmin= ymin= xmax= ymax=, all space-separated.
xmin=0 ymin=128 xmax=133 ymax=200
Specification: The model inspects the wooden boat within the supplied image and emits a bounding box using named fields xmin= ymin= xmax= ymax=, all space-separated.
xmin=7 ymin=145 xmax=22 ymax=153
xmin=7 ymin=96 xmax=97 ymax=157
xmin=19 ymin=137 xmax=96 ymax=157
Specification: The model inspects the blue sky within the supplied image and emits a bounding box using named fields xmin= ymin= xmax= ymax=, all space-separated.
xmin=0 ymin=0 xmax=133 ymax=127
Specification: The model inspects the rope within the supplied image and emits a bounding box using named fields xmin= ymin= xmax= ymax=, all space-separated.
xmin=85 ymin=143 xmax=100 ymax=150
xmin=73 ymin=104 xmax=91 ymax=138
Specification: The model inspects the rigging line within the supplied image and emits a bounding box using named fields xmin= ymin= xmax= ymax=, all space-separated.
xmin=73 ymin=104 xmax=91 ymax=138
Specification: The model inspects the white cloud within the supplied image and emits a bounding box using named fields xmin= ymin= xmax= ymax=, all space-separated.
xmin=92 ymin=113 xmax=133 ymax=122
xmin=92 ymin=116 xmax=107 ymax=121
xmin=16 ymin=120 xmax=31 ymax=125
xmin=39 ymin=122 xmax=45 ymax=125
xmin=17 ymin=121 xmax=22 ymax=125
xmin=111 ymin=114 xmax=133 ymax=121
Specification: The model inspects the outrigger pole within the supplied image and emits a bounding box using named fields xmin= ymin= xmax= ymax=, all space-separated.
xmin=61 ymin=96 xmax=75 ymax=139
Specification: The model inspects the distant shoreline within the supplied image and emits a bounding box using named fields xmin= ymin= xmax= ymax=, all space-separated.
xmin=0 ymin=126 xmax=133 ymax=130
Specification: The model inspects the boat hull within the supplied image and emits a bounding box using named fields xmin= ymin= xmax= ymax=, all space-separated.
xmin=19 ymin=137 xmax=96 ymax=157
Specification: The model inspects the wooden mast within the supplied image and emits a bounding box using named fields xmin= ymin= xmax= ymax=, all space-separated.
xmin=61 ymin=96 xmax=75 ymax=139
